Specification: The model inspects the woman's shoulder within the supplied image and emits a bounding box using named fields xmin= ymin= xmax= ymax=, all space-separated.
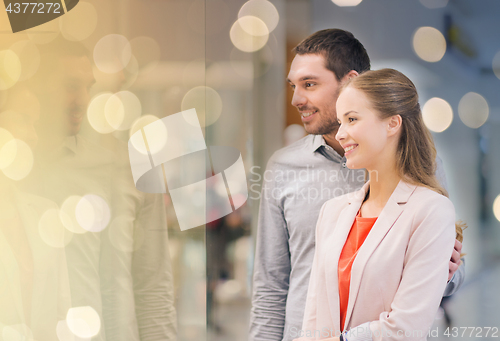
xmin=411 ymin=185 xmax=453 ymax=206
xmin=407 ymin=185 xmax=456 ymax=220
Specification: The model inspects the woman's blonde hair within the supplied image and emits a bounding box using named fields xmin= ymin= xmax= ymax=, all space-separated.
xmin=342 ymin=68 xmax=466 ymax=239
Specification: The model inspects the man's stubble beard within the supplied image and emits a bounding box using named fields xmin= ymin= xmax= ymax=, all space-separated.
xmin=302 ymin=89 xmax=340 ymax=136
xmin=303 ymin=102 xmax=340 ymax=136
xmin=305 ymin=113 xmax=339 ymax=135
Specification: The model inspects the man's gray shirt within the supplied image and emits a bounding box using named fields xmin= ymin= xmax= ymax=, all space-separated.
xmin=249 ymin=134 xmax=464 ymax=341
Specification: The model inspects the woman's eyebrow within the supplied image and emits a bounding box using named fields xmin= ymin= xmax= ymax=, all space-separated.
xmin=343 ymin=110 xmax=358 ymax=117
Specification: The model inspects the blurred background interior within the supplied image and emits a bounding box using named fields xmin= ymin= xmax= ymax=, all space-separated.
xmin=0 ymin=0 xmax=499 ymax=340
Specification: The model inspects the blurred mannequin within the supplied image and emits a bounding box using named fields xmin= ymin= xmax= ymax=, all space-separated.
xmin=0 ymin=85 xmax=71 ymax=340
xmin=20 ymin=38 xmax=176 ymax=340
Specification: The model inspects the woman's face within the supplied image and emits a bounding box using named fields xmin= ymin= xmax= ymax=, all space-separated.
xmin=335 ymin=86 xmax=398 ymax=171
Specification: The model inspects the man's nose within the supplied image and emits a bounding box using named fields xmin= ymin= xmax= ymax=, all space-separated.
xmin=291 ymin=89 xmax=306 ymax=108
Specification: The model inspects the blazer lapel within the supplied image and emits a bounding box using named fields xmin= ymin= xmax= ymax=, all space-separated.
xmin=324 ymin=182 xmax=369 ymax=330
xmin=343 ymin=180 xmax=417 ymax=330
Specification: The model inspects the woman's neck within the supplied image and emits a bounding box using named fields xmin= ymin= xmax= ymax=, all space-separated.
xmin=361 ymin=163 xmax=401 ymax=217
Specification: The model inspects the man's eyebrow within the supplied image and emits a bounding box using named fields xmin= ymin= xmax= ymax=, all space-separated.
xmin=299 ymin=75 xmax=319 ymax=82
xmin=286 ymin=75 xmax=319 ymax=83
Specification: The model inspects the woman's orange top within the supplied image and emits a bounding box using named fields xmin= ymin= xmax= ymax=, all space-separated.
xmin=338 ymin=210 xmax=377 ymax=331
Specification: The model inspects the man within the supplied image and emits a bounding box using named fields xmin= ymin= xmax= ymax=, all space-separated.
xmin=249 ymin=29 xmax=464 ymax=341
xmin=21 ymin=39 xmax=176 ymax=341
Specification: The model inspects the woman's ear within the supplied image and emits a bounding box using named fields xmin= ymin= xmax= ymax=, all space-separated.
xmin=387 ymin=115 xmax=402 ymax=137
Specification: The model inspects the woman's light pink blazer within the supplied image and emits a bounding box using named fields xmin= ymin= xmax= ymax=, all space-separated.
xmin=301 ymin=180 xmax=456 ymax=341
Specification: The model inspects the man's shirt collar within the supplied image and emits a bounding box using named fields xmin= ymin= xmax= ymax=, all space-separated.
xmin=310 ymin=134 xmax=344 ymax=163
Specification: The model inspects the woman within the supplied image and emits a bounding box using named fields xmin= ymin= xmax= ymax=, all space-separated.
xmin=297 ymin=69 xmax=457 ymax=341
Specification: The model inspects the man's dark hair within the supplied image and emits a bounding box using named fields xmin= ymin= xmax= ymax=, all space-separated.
xmin=293 ymin=29 xmax=370 ymax=81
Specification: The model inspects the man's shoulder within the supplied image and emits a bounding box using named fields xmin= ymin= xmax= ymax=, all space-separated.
xmin=267 ymin=135 xmax=318 ymax=167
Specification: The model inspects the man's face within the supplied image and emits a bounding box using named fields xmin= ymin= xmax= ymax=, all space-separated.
xmin=42 ymin=55 xmax=95 ymax=136
xmin=287 ymin=53 xmax=341 ymax=135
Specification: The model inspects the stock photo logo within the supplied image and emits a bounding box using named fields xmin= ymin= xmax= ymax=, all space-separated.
xmin=128 ymin=109 xmax=248 ymax=231
xmin=4 ymin=0 xmax=79 ymax=33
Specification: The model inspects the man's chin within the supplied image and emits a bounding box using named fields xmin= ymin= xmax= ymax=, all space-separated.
xmin=303 ymin=122 xmax=339 ymax=136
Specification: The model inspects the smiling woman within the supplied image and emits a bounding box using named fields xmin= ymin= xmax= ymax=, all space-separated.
xmin=298 ymin=69 xmax=464 ymax=341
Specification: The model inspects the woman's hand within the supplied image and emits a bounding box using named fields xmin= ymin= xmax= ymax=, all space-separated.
xmin=448 ymin=239 xmax=462 ymax=281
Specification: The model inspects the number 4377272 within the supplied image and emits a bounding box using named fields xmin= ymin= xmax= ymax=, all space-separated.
xmin=444 ymin=327 xmax=498 ymax=338
xmin=5 ymin=3 xmax=61 ymax=14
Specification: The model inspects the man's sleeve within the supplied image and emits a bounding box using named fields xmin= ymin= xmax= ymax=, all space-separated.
xmin=249 ymin=160 xmax=291 ymax=341
xmin=443 ymin=258 xmax=465 ymax=297
xmin=435 ymin=155 xmax=465 ymax=297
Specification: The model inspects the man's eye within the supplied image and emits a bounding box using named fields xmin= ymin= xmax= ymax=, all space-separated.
xmin=289 ymin=84 xmax=296 ymax=90
xmin=305 ymin=82 xmax=314 ymax=88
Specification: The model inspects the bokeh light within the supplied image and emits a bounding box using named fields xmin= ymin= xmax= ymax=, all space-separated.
xmin=93 ymin=34 xmax=132 ymax=74
xmin=129 ymin=36 xmax=161 ymax=71
xmin=419 ymin=0 xmax=448 ymax=9
xmin=493 ymin=51 xmax=500 ymax=80
xmin=75 ymin=194 xmax=111 ymax=233
xmin=230 ymin=16 xmax=269 ymax=53
xmin=238 ymin=0 xmax=279 ymax=33
xmin=412 ymin=27 xmax=447 ymax=62
xmin=0 ymin=127 xmax=16 ymax=169
xmin=105 ymin=91 xmax=142 ymax=131
xmin=236 ymin=15 xmax=269 ymax=37
xmin=102 ymin=94 xmax=124 ymax=130
xmin=60 ymin=1 xmax=98 ymax=41
xmin=0 ymin=50 xmax=22 ymax=90
xmin=181 ymin=86 xmax=223 ymax=127
xmin=56 ymin=320 xmax=88 ymax=341
xmin=493 ymin=194 xmax=500 ymax=222
xmin=38 ymin=208 xmax=73 ymax=248
xmin=66 ymin=306 xmax=101 ymax=339
xmin=129 ymin=115 xmax=167 ymax=155
xmin=9 ymin=40 xmax=40 ymax=81
xmin=2 ymin=324 xmax=33 ymax=340
xmin=458 ymin=92 xmax=489 ymax=129
xmin=60 ymin=196 xmax=88 ymax=234
xmin=284 ymin=124 xmax=306 ymax=145
xmin=1 ymin=139 xmax=33 ymax=180
xmin=87 ymin=93 xmax=116 ymax=134
xmin=123 ymin=55 xmax=140 ymax=89
xmin=331 ymin=0 xmax=363 ymax=6
xmin=422 ymin=97 xmax=453 ymax=133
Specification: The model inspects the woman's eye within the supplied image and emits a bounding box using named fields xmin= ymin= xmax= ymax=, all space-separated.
xmin=348 ymin=117 xmax=356 ymax=123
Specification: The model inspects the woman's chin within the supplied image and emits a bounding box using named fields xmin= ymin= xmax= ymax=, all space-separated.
xmin=345 ymin=160 xmax=362 ymax=169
